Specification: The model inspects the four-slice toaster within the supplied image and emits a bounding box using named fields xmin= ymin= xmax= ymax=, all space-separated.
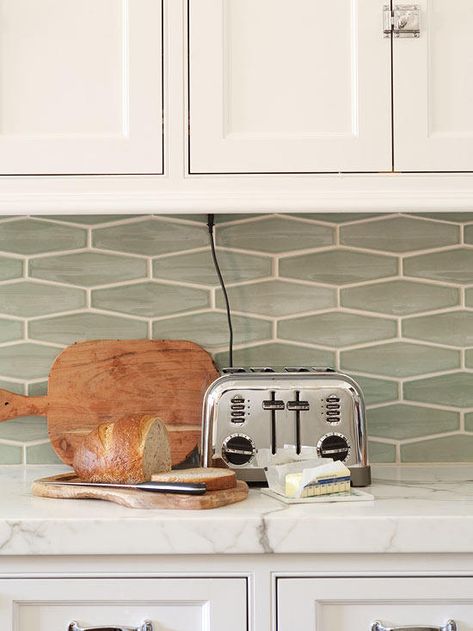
xmin=201 ymin=367 xmax=371 ymax=487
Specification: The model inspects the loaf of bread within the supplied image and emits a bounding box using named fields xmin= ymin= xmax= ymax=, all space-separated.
xmin=152 ymin=467 xmax=236 ymax=491
xmin=72 ymin=415 xmax=171 ymax=484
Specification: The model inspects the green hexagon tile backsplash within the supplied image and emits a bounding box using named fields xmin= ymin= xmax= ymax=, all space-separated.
xmin=1 ymin=212 xmax=473 ymax=465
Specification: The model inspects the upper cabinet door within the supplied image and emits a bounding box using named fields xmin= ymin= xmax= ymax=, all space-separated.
xmin=0 ymin=0 xmax=163 ymax=175
xmin=188 ymin=0 xmax=392 ymax=174
xmin=394 ymin=0 xmax=473 ymax=171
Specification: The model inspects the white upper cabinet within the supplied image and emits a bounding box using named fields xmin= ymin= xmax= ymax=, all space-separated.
xmin=188 ymin=0 xmax=392 ymax=174
xmin=394 ymin=0 xmax=473 ymax=171
xmin=0 ymin=0 xmax=163 ymax=174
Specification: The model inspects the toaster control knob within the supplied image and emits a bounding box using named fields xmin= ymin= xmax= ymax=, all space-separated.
xmin=221 ymin=434 xmax=255 ymax=466
xmin=317 ymin=433 xmax=350 ymax=462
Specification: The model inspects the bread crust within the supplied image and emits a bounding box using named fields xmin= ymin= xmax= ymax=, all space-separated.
xmin=73 ymin=415 xmax=171 ymax=484
xmin=152 ymin=467 xmax=236 ymax=491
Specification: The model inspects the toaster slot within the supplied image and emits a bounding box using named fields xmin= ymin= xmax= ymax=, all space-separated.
xmin=263 ymin=390 xmax=284 ymax=454
xmin=287 ymin=391 xmax=310 ymax=454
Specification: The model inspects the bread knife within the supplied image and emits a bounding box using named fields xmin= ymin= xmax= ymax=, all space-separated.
xmin=43 ymin=480 xmax=207 ymax=495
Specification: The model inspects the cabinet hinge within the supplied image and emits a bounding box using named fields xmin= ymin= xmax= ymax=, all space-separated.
xmin=383 ymin=4 xmax=420 ymax=38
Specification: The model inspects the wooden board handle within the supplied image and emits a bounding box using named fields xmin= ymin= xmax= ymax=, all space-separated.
xmin=0 ymin=388 xmax=48 ymax=421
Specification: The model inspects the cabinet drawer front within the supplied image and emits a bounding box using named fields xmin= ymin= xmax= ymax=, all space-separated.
xmin=0 ymin=577 xmax=247 ymax=631
xmin=278 ymin=577 xmax=473 ymax=631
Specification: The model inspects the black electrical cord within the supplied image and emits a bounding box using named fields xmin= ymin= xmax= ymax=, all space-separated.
xmin=207 ymin=214 xmax=233 ymax=367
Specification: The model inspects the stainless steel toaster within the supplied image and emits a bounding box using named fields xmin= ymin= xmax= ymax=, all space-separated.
xmin=201 ymin=367 xmax=371 ymax=487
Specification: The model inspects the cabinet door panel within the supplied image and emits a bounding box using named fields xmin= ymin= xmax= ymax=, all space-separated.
xmin=0 ymin=577 xmax=247 ymax=630
xmin=394 ymin=0 xmax=473 ymax=171
xmin=189 ymin=0 xmax=391 ymax=173
xmin=0 ymin=0 xmax=163 ymax=174
xmin=278 ymin=577 xmax=473 ymax=631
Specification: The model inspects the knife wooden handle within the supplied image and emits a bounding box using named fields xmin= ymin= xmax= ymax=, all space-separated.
xmin=0 ymin=388 xmax=49 ymax=421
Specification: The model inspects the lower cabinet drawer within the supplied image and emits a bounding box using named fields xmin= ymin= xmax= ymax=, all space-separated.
xmin=277 ymin=577 xmax=473 ymax=631
xmin=0 ymin=577 xmax=247 ymax=631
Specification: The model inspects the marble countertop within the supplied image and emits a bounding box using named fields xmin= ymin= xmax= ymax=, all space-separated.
xmin=1 ymin=464 xmax=473 ymax=556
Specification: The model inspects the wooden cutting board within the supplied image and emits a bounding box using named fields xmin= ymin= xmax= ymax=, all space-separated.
xmin=32 ymin=473 xmax=249 ymax=510
xmin=0 ymin=339 xmax=219 ymax=466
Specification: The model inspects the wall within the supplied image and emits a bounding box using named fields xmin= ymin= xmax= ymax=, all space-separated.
xmin=0 ymin=212 xmax=472 ymax=465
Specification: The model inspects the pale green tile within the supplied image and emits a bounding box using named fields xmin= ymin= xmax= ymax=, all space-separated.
xmin=0 ymin=281 xmax=85 ymax=318
xmin=92 ymin=282 xmax=209 ymax=318
xmin=404 ymin=249 xmax=473 ymax=284
xmin=280 ymin=249 xmax=398 ymax=285
xmin=463 ymin=288 xmax=473 ymax=309
xmin=341 ymin=216 xmax=459 ymax=252
xmin=27 ymin=381 xmax=47 ymax=396
xmin=0 ymin=417 xmax=48 ymax=441
xmin=278 ymin=312 xmax=396 ymax=348
xmin=153 ymin=312 xmax=272 ymax=351
xmin=0 ymin=343 xmax=60 ymax=379
xmin=30 ymin=252 xmax=147 ymax=287
xmin=153 ymin=249 xmax=272 ymax=286
xmin=466 ymin=349 xmax=473 ymax=369
xmin=26 ymin=442 xmax=62 ymax=464
xmin=463 ymin=225 xmax=473 ymax=244
xmin=465 ymin=412 xmax=473 ymax=432
xmin=368 ymin=404 xmax=459 ymax=440
xmin=40 ymin=214 xmax=142 ymax=225
xmin=0 ymin=318 xmax=23 ymax=343
xmin=29 ymin=313 xmax=148 ymax=345
xmin=0 ymin=218 xmax=86 ymax=254
xmin=216 ymin=217 xmax=334 ymax=253
xmin=162 ymin=214 xmax=262 ymax=224
xmin=214 ymin=342 xmax=335 ymax=370
xmin=368 ymin=441 xmax=396 ymax=463
xmin=341 ymin=280 xmax=459 ymax=316
xmin=341 ymin=342 xmax=460 ymax=378
xmin=0 ymin=444 xmax=22 ymax=464
xmin=412 ymin=213 xmax=473 ymax=223
xmin=403 ymin=311 xmax=473 ymax=347
xmin=353 ymin=375 xmax=398 ymax=406
xmin=401 ymin=435 xmax=473 ymax=463
xmin=294 ymin=213 xmax=385 ymax=223
xmin=93 ymin=219 xmax=208 ymax=256
xmin=404 ymin=372 xmax=473 ymax=407
xmin=216 ymin=280 xmax=336 ymax=317
xmin=0 ymin=380 xmax=25 ymax=395
xmin=0 ymin=256 xmax=22 ymax=281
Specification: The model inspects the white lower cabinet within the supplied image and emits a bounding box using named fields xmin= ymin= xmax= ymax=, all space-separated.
xmin=0 ymin=578 xmax=247 ymax=631
xmin=278 ymin=577 xmax=473 ymax=631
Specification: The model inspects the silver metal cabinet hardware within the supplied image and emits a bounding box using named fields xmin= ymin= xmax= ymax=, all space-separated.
xmin=384 ymin=5 xmax=421 ymax=38
xmin=372 ymin=620 xmax=457 ymax=631
xmin=68 ymin=621 xmax=153 ymax=631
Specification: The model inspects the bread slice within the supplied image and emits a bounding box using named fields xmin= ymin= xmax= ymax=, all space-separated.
xmin=73 ymin=415 xmax=171 ymax=484
xmin=152 ymin=467 xmax=236 ymax=491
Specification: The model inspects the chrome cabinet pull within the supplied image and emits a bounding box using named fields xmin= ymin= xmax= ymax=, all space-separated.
xmin=372 ymin=620 xmax=457 ymax=631
xmin=68 ymin=621 xmax=153 ymax=631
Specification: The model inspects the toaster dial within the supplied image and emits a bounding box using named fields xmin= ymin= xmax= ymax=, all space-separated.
xmin=317 ymin=432 xmax=350 ymax=462
xmin=222 ymin=433 xmax=256 ymax=466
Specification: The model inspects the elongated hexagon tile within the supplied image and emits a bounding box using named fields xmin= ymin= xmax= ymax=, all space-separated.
xmin=0 ymin=343 xmax=60 ymax=379
xmin=278 ymin=312 xmax=396 ymax=348
xmin=92 ymin=282 xmax=209 ymax=318
xmin=465 ymin=413 xmax=473 ymax=433
xmin=0 ymin=256 xmax=22 ymax=281
xmin=30 ymin=252 xmax=147 ymax=287
xmin=294 ymin=213 xmax=385 ymax=223
xmin=216 ymin=280 xmax=336 ymax=317
xmin=412 ymin=212 xmax=473 ymax=223
xmin=404 ymin=249 xmax=473 ymax=284
xmin=28 ymin=381 xmax=47 ymax=396
xmin=463 ymin=225 xmax=473 ymax=244
xmin=0 ymin=417 xmax=48 ymax=442
xmin=0 ymin=218 xmax=86 ymax=254
xmin=153 ymin=312 xmax=272 ymax=351
xmin=216 ymin=216 xmax=334 ymax=253
xmin=0 ymin=281 xmax=85 ymax=317
xmin=352 ymin=375 xmax=398 ymax=406
xmin=214 ymin=342 xmax=335 ymax=370
xmin=153 ymin=249 xmax=272 ymax=286
xmin=0 ymin=318 xmax=23 ymax=343
xmin=341 ymin=280 xmax=459 ymax=316
xmin=341 ymin=342 xmax=460 ymax=378
xmin=26 ymin=442 xmax=62 ymax=464
xmin=368 ymin=441 xmax=396 ymax=463
xmin=404 ymin=372 xmax=473 ymax=407
xmin=0 ymin=379 xmax=24 ymax=395
xmin=466 ymin=350 xmax=473 ymax=369
xmin=403 ymin=311 xmax=473 ymax=347
xmin=463 ymin=289 xmax=473 ymax=309
xmin=29 ymin=313 xmax=148 ymax=345
xmin=340 ymin=216 xmax=459 ymax=252
xmin=93 ymin=219 xmax=208 ymax=256
xmin=0 ymin=444 xmax=22 ymax=464
xmin=401 ymin=435 xmax=473 ymax=463
xmin=40 ymin=214 xmax=142 ymax=225
xmin=368 ymin=404 xmax=459 ymax=440
xmin=280 ymin=249 xmax=398 ymax=285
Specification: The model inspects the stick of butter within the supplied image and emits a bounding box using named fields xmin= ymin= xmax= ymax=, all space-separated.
xmin=285 ymin=461 xmax=351 ymax=498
